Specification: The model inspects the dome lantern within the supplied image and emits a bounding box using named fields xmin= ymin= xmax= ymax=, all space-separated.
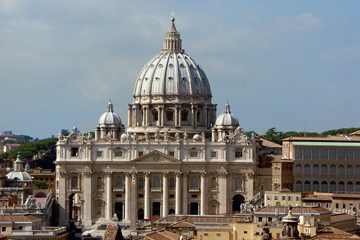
xmin=163 ymin=17 xmax=182 ymax=53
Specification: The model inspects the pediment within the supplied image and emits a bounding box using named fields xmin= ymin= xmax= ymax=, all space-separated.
xmin=131 ymin=150 xmax=181 ymax=163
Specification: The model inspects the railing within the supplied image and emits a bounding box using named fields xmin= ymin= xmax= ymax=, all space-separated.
xmin=151 ymin=187 xmax=162 ymax=192
xmin=189 ymin=187 xmax=200 ymax=192
xmin=69 ymin=187 xmax=80 ymax=192
xmin=11 ymin=227 xmax=67 ymax=236
xmin=113 ymin=187 xmax=125 ymax=192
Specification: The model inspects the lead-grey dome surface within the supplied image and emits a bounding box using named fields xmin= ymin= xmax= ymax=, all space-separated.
xmin=215 ymin=102 xmax=240 ymax=127
xmin=6 ymin=171 xmax=32 ymax=181
xmin=133 ymin=18 xmax=212 ymax=102
xmin=98 ymin=101 xmax=122 ymax=126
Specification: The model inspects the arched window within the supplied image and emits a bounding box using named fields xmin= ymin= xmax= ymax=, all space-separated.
xmin=71 ymin=176 xmax=78 ymax=188
xmin=321 ymin=164 xmax=328 ymax=175
xmin=236 ymin=177 xmax=242 ymax=189
xmin=295 ymin=181 xmax=302 ymax=192
xmin=321 ymin=181 xmax=328 ymax=192
xmin=347 ymin=182 xmax=353 ymax=192
xmin=338 ymin=181 xmax=345 ymax=191
xmin=330 ymin=181 xmax=336 ymax=192
xmin=330 ymin=165 xmax=336 ymax=175
xmin=153 ymin=177 xmax=160 ymax=188
xmin=138 ymin=177 xmax=144 ymax=189
xmin=191 ymin=176 xmax=198 ymax=188
xmin=313 ymin=165 xmax=319 ymax=175
xmin=313 ymin=181 xmax=319 ymax=192
xmin=97 ymin=177 xmax=103 ymax=189
xmin=347 ymin=165 xmax=354 ymax=176
xmin=211 ymin=177 xmax=217 ymax=189
xmin=295 ymin=164 xmax=302 ymax=175
xmin=116 ymin=176 xmax=123 ymax=187
xmin=304 ymin=164 xmax=310 ymax=174
xmin=304 ymin=181 xmax=311 ymax=191
xmin=170 ymin=177 xmax=175 ymax=189
xmin=338 ymin=165 xmax=345 ymax=175
xmin=356 ymin=182 xmax=360 ymax=192
xmin=56 ymin=180 xmax=59 ymax=189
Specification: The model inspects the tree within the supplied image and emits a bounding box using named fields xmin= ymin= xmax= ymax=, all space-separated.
xmin=262 ymin=127 xmax=283 ymax=144
xmin=35 ymin=180 xmax=49 ymax=189
xmin=60 ymin=129 xmax=70 ymax=136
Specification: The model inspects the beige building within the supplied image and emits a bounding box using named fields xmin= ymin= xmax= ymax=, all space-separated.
xmin=264 ymin=190 xmax=310 ymax=207
xmin=282 ymin=134 xmax=360 ymax=193
xmin=56 ymin=18 xmax=259 ymax=228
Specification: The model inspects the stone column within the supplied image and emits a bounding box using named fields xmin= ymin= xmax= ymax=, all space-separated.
xmin=178 ymin=108 xmax=182 ymax=126
xmin=142 ymin=106 xmax=146 ymax=126
xmin=174 ymin=106 xmax=178 ymax=126
xmin=128 ymin=105 xmax=132 ymax=127
xmin=200 ymin=173 xmax=207 ymax=215
xmin=105 ymin=172 xmax=112 ymax=220
xmin=162 ymin=172 xmax=168 ymax=218
xmin=182 ymin=173 xmax=188 ymax=214
xmin=212 ymin=129 xmax=217 ymax=142
xmin=58 ymin=171 xmax=68 ymax=226
xmin=160 ymin=107 xmax=164 ymax=126
xmin=144 ymin=172 xmax=150 ymax=219
xmin=175 ymin=172 xmax=181 ymax=214
xmin=191 ymin=105 xmax=195 ymax=126
xmin=124 ymin=173 xmax=131 ymax=220
xmin=218 ymin=172 xmax=227 ymax=214
xmin=246 ymin=173 xmax=254 ymax=199
xmin=130 ymin=173 xmax=138 ymax=228
xmin=83 ymin=172 xmax=93 ymax=226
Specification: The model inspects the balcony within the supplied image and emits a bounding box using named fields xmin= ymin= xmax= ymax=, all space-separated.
xmin=113 ymin=187 xmax=125 ymax=192
xmin=69 ymin=187 xmax=80 ymax=192
xmin=151 ymin=187 xmax=162 ymax=192
xmin=189 ymin=187 xmax=200 ymax=193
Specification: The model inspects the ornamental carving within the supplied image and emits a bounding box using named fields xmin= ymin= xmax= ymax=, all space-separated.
xmin=83 ymin=172 xmax=92 ymax=178
xmin=104 ymin=172 xmax=113 ymax=177
xmin=218 ymin=172 xmax=228 ymax=178
xmin=60 ymin=171 xmax=67 ymax=178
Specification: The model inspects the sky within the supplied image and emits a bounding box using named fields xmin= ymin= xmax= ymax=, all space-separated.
xmin=0 ymin=0 xmax=359 ymax=139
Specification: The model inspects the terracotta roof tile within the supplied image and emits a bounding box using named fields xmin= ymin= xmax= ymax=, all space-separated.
xmin=311 ymin=226 xmax=360 ymax=239
xmin=0 ymin=214 xmax=41 ymax=222
xmin=330 ymin=213 xmax=356 ymax=223
xmin=103 ymin=224 xmax=123 ymax=240
xmin=259 ymin=138 xmax=282 ymax=148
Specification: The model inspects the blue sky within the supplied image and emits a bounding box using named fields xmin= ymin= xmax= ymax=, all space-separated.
xmin=0 ymin=0 xmax=359 ymax=139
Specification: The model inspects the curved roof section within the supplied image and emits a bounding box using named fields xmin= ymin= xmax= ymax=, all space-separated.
xmin=6 ymin=171 xmax=32 ymax=181
xmin=98 ymin=101 xmax=122 ymax=126
xmin=215 ymin=102 xmax=240 ymax=127
xmin=133 ymin=18 xmax=212 ymax=101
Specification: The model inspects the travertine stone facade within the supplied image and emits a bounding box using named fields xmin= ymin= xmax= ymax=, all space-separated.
xmin=55 ymin=18 xmax=258 ymax=227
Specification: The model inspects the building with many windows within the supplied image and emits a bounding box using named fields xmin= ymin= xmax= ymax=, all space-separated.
xmin=282 ymin=133 xmax=360 ymax=193
xmin=55 ymin=18 xmax=259 ymax=228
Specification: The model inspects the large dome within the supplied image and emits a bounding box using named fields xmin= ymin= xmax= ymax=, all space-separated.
xmin=6 ymin=171 xmax=32 ymax=181
xmin=133 ymin=18 xmax=212 ymax=103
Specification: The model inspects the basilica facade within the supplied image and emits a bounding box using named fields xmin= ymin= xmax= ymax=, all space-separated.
xmin=55 ymin=18 xmax=259 ymax=227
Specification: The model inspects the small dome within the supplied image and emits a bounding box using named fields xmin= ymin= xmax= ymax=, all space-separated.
xmin=193 ymin=134 xmax=202 ymax=141
xmin=6 ymin=171 xmax=32 ymax=181
xmin=215 ymin=102 xmax=239 ymax=127
xmin=98 ymin=100 xmax=122 ymax=126
xmin=120 ymin=133 xmax=127 ymax=141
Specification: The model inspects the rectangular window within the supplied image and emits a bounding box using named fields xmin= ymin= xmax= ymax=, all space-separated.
xmin=303 ymin=149 xmax=311 ymax=159
xmin=153 ymin=112 xmax=158 ymax=121
xmin=204 ymin=233 xmax=208 ymax=236
xmin=167 ymin=112 xmax=173 ymax=121
xmin=235 ymin=149 xmax=243 ymax=158
xmin=296 ymin=196 xmax=300 ymax=201
xmin=115 ymin=151 xmax=123 ymax=157
xmin=71 ymin=148 xmax=79 ymax=157
xmin=329 ymin=149 xmax=336 ymax=159
xmin=19 ymin=226 xmax=23 ymax=230
xmin=325 ymin=203 xmax=330 ymax=208
xmin=267 ymin=195 xmax=271 ymax=200
xmin=191 ymin=194 xmax=197 ymax=198
xmin=317 ymin=203 xmax=321 ymax=207
xmin=288 ymin=196 xmax=292 ymax=201
xmin=343 ymin=203 xmax=346 ymax=209
xmin=346 ymin=149 xmax=353 ymax=160
xmin=312 ymin=148 xmax=319 ymax=159
xmin=282 ymin=196 xmax=286 ymax=201
xmin=1 ymin=227 xmax=5 ymax=232
xmin=169 ymin=151 xmax=175 ymax=157
xmin=217 ymin=233 xmax=221 ymax=236
xmin=138 ymin=151 xmax=143 ymax=157
xmin=97 ymin=151 xmax=103 ymax=157
xmin=190 ymin=151 xmax=198 ymax=158
xmin=336 ymin=203 xmax=339 ymax=208
xmin=268 ymin=217 xmax=272 ymax=222
xmin=244 ymin=231 xmax=247 ymax=234
xmin=116 ymin=194 xmax=122 ymax=198
xmin=181 ymin=112 xmax=188 ymax=121
xmin=138 ymin=194 xmax=144 ymax=198
xmin=321 ymin=149 xmax=328 ymax=160
xmin=338 ymin=149 xmax=345 ymax=160
xmin=295 ymin=148 xmax=302 ymax=159
xmin=260 ymin=184 xmax=264 ymax=191
xmin=211 ymin=152 xmax=217 ymax=158
xmin=170 ymin=194 xmax=175 ymax=198
xmin=258 ymin=217 xmax=263 ymax=223
xmin=274 ymin=195 xmax=278 ymax=200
